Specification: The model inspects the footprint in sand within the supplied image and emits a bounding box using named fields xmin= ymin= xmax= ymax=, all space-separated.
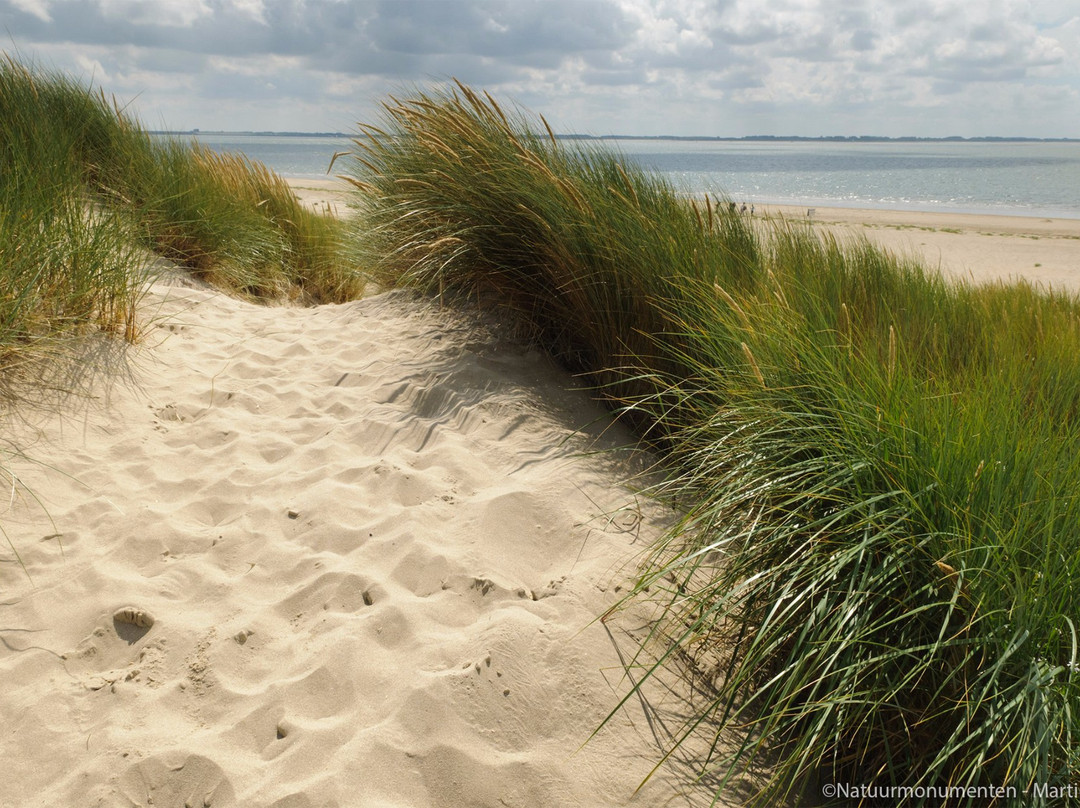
xmin=463 ymin=652 xmax=508 ymax=694
xmin=440 ymin=574 xmax=533 ymax=603
xmin=119 ymin=752 xmax=234 ymax=807
xmin=155 ymin=403 xmax=185 ymax=422
xmin=112 ymin=607 xmax=156 ymax=647
xmin=113 ymin=606 xmax=156 ymax=629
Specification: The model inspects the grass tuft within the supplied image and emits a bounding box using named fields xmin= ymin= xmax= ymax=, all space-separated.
xmin=0 ymin=54 xmax=363 ymax=314
xmin=0 ymin=55 xmax=145 ymax=375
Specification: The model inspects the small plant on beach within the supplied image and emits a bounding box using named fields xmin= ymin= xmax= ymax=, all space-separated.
xmin=343 ymin=83 xmax=1080 ymax=805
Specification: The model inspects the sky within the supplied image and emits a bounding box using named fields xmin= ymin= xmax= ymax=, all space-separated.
xmin=2 ymin=0 xmax=1079 ymax=138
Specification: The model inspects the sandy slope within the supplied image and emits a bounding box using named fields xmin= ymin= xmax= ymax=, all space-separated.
xmin=0 ymin=275 xmax=735 ymax=807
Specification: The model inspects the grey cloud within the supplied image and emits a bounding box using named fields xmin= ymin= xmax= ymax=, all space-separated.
xmin=2 ymin=0 xmax=1077 ymax=136
xmin=715 ymin=18 xmax=781 ymax=47
xmin=889 ymin=0 xmax=956 ymax=30
xmin=928 ymin=62 xmax=1032 ymax=83
xmin=708 ymin=4 xmax=857 ymax=64
xmin=579 ymin=66 xmax=648 ymax=86
xmin=923 ymin=35 xmax=1063 ymax=82
xmin=849 ymin=28 xmax=875 ymax=51
xmin=133 ymin=47 xmax=208 ymax=74
xmin=836 ymin=3 xmax=877 ymax=51
xmin=367 ymin=0 xmax=632 ymax=59
xmin=705 ymin=66 xmax=762 ymax=91
xmin=2 ymin=0 xmax=270 ymax=51
xmin=931 ymin=79 xmax=966 ymax=96
xmin=2 ymin=0 xmax=634 ymax=73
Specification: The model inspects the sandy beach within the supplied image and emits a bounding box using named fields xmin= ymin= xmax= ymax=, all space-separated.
xmin=2 ymin=180 xmax=1077 ymax=807
xmin=760 ymin=203 xmax=1080 ymax=293
xmin=289 ymin=178 xmax=355 ymax=219
xmin=290 ymin=177 xmax=1080 ymax=292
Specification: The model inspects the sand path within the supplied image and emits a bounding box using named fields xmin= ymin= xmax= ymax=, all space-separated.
xmin=0 ymin=277 xmax=729 ymax=807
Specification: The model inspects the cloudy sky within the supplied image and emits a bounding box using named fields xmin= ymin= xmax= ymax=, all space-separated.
xmin=2 ymin=0 xmax=1079 ymax=137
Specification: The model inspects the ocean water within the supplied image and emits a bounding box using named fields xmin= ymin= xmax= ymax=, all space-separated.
xmin=609 ymin=139 xmax=1080 ymax=219
xmin=186 ymin=132 xmax=1080 ymax=220
xmin=184 ymin=132 xmax=354 ymax=179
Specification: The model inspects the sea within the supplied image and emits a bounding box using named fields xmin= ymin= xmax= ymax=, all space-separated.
xmin=184 ymin=132 xmax=1080 ymax=220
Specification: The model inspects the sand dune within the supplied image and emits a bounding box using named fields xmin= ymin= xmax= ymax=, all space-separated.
xmin=12 ymin=180 xmax=1069 ymax=806
xmin=0 ymin=274 xmax=734 ymax=807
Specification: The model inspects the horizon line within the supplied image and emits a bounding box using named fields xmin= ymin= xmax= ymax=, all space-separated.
xmin=149 ymin=129 xmax=1080 ymax=143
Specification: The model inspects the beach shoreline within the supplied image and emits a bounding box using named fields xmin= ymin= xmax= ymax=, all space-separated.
xmin=758 ymin=203 xmax=1080 ymax=292
xmin=286 ymin=179 xmax=1080 ymax=293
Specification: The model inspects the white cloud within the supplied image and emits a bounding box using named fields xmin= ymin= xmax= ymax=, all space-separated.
xmin=230 ymin=0 xmax=266 ymax=24
xmin=8 ymin=0 xmax=50 ymax=21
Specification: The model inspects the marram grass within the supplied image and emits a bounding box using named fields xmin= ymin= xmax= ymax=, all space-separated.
xmin=344 ymin=82 xmax=1079 ymax=804
xmin=102 ymin=132 xmax=362 ymax=302
xmin=0 ymin=56 xmax=144 ymax=375
xmin=0 ymin=55 xmax=363 ymax=317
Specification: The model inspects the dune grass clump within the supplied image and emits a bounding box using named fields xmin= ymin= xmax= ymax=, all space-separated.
xmin=0 ymin=56 xmax=143 ymax=374
xmin=344 ymin=83 xmax=1079 ymax=804
xmin=341 ymin=84 xmax=757 ymax=410
xmin=0 ymin=55 xmax=362 ymax=312
xmin=101 ymin=130 xmax=361 ymax=302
